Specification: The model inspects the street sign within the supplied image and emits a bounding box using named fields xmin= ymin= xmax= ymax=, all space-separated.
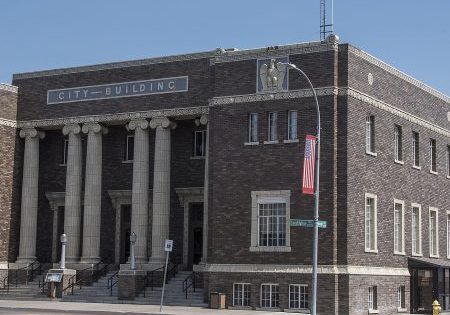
xmin=164 ymin=239 xmax=173 ymax=252
xmin=290 ymin=219 xmax=327 ymax=229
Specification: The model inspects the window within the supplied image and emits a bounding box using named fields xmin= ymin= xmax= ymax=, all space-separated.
xmin=394 ymin=125 xmax=403 ymax=162
xmin=250 ymin=191 xmax=291 ymax=252
xmin=287 ymin=110 xmax=298 ymax=141
xmin=447 ymin=145 xmax=450 ymax=177
xmin=397 ymin=286 xmax=406 ymax=310
xmin=412 ymin=131 xmax=420 ymax=167
xmin=394 ymin=200 xmax=405 ymax=254
xmin=248 ymin=113 xmax=258 ymax=143
xmin=430 ymin=138 xmax=437 ymax=173
xmin=429 ymin=207 xmax=439 ymax=257
xmin=61 ymin=138 xmax=69 ymax=165
xmin=412 ymin=204 xmax=422 ymax=256
xmin=268 ymin=112 xmax=278 ymax=142
xmin=124 ymin=134 xmax=134 ymax=161
xmin=233 ymin=283 xmax=250 ymax=307
xmin=447 ymin=212 xmax=450 ymax=258
xmin=261 ymin=284 xmax=279 ymax=308
xmin=368 ymin=286 xmax=377 ymax=311
xmin=193 ymin=130 xmax=206 ymax=157
xmin=289 ymin=284 xmax=309 ymax=310
xmin=365 ymin=193 xmax=378 ymax=252
xmin=366 ymin=115 xmax=375 ymax=154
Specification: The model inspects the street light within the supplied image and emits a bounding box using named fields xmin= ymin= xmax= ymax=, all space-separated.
xmin=130 ymin=232 xmax=137 ymax=270
xmin=280 ymin=62 xmax=321 ymax=315
xmin=60 ymin=234 xmax=67 ymax=269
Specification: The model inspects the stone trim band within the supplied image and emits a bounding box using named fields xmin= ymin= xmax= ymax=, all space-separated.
xmin=0 ymin=118 xmax=17 ymax=128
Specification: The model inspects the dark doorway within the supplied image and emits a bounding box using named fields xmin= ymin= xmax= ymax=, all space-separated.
xmin=411 ymin=268 xmax=436 ymax=313
xmin=120 ymin=204 xmax=131 ymax=264
xmin=188 ymin=203 xmax=203 ymax=270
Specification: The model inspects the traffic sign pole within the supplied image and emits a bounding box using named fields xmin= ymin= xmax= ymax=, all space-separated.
xmin=160 ymin=239 xmax=173 ymax=312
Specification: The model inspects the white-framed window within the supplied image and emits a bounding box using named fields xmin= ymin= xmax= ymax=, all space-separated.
xmin=233 ymin=283 xmax=250 ymax=307
xmin=287 ymin=110 xmax=298 ymax=141
xmin=411 ymin=203 xmax=422 ymax=256
xmin=430 ymin=138 xmax=437 ymax=173
xmin=412 ymin=131 xmax=420 ymax=168
xmin=61 ymin=138 xmax=69 ymax=165
xmin=394 ymin=199 xmax=405 ymax=254
xmin=250 ymin=191 xmax=291 ymax=252
xmin=397 ymin=286 xmax=406 ymax=310
xmin=447 ymin=211 xmax=450 ymax=259
xmin=365 ymin=193 xmax=378 ymax=253
xmin=368 ymin=286 xmax=378 ymax=311
xmin=429 ymin=207 xmax=439 ymax=257
xmin=268 ymin=112 xmax=278 ymax=142
xmin=248 ymin=113 xmax=258 ymax=143
xmin=193 ymin=130 xmax=206 ymax=157
xmin=289 ymin=284 xmax=309 ymax=310
xmin=366 ymin=115 xmax=376 ymax=154
xmin=124 ymin=134 xmax=134 ymax=162
xmin=260 ymin=284 xmax=279 ymax=308
xmin=447 ymin=145 xmax=450 ymax=178
xmin=394 ymin=125 xmax=403 ymax=162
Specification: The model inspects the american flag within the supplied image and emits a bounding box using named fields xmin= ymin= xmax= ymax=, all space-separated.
xmin=302 ymin=135 xmax=317 ymax=195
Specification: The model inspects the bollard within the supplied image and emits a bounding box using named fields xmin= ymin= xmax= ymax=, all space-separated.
xmin=433 ymin=300 xmax=441 ymax=315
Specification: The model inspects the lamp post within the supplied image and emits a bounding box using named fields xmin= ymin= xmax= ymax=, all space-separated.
xmin=60 ymin=233 xmax=67 ymax=269
xmin=280 ymin=62 xmax=321 ymax=315
xmin=130 ymin=232 xmax=137 ymax=270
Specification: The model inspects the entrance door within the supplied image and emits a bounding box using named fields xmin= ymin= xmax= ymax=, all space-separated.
xmin=411 ymin=268 xmax=436 ymax=313
xmin=187 ymin=203 xmax=203 ymax=270
xmin=119 ymin=205 xmax=131 ymax=264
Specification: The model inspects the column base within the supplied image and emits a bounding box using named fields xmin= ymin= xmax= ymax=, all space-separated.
xmin=79 ymin=257 xmax=101 ymax=264
xmin=65 ymin=257 xmax=80 ymax=263
xmin=15 ymin=257 xmax=37 ymax=264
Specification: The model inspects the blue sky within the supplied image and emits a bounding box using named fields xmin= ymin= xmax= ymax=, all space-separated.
xmin=1 ymin=0 xmax=449 ymax=96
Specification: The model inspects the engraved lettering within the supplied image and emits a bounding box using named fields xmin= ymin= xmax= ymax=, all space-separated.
xmin=74 ymin=90 xmax=80 ymax=98
xmin=115 ymin=86 xmax=122 ymax=95
xmin=132 ymin=84 xmax=139 ymax=93
xmin=168 ymin=81 xmax=175 ymax=90
xmin=68 ymin=91 xmax=72 ymax=99
xmin=150 ymin=83 xmax=153 ymax=91
xmin=158 ymin=82 xmax=164 ymax=91
xmin=83 ymin=89 xmax=89 ymax=97
xmin=125 ymin=85 xmax=129 ymax=93
xmin=140 ymin=84 xmax=145 ymax=92
xmin=105 ymin=87 xmax=111 ymax=96
xmin=58 ymin=92 xmax=64 ymax=100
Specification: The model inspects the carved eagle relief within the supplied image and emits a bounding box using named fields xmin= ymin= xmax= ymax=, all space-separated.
xmin=259 ymin=59 xmax=287 ymax=92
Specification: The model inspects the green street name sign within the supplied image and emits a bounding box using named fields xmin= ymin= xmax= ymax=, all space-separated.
xmin=290 ymin=219 xmax=327 ymax=229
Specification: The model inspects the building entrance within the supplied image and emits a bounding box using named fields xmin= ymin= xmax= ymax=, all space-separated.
xmin=119 ymin=204 xmax=131 ymax=264
xmin=187 ymin=203 xmax=203 ymax=270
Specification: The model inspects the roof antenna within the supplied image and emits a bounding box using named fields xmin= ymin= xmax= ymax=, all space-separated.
xmin=320 ymin=0 xmax=334 ymax=41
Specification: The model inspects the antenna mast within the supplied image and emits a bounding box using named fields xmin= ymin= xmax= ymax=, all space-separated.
xmin=320 ymin=0 xmax=334 ymax=41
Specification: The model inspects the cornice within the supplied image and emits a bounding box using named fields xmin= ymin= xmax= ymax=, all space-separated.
xmin=0 ymin=83 xmax=18 ymax=93
xmin=212 ymin=42 xmax=337 ymax=64
xmin=13 ymin=51 xmax=216 ymax=80
xmin=0 ymin=118 xmax=17 ymax=128
xmin=348 ymin=46 xmax=450 ymax=103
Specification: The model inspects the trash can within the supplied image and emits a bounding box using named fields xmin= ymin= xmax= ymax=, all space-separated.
xmin=210 ymin=292 xmax=226 ymax=309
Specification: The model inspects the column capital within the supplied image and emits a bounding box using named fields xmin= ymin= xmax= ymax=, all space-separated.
xmin=82 ymin=122 xmax=108 ymax=135
xmin=127 ymin=119 xmax=149 ymax=131
xmin=200 ymin=114 xmax=209 ymax=125
xmin=149 ymin=117 xmax=177 ymax=130
xmin=62 ymin=124 xmax=81 ymax=136
xmin=19 ymin=128 xmax=45 ymax=139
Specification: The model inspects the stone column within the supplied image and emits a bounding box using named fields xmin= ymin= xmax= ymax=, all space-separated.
xmin=16 ymin=128 xmax=45 ymax=263
xmin=62 ymin=124 xmax=83 ymax=262
xmin=200 ymin=115 xmax=209 ymax=264
xmin=149 ymin=117 xmax=176 ymax=265
xmin=127 ymin=119 xmax=150 ymax=263
xmin=80 ymin=123 xmax=108 ymax=264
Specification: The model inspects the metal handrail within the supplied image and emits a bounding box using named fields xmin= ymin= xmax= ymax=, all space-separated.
xmin=107 ymin=270 xmax=119 ymax=297
xmin=166 ymin=262 xmax=178 ymax=281
xmin=62 ymin=264 xmax=97 ymax=295
xmin=1 ymin=275 xmax=9 ymax=293
xmin=182 ymin=272 xmax=196 ymax=299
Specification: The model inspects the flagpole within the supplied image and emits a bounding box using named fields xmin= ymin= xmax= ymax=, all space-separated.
xmin=282 ymin=63 xmax=320 ymax=315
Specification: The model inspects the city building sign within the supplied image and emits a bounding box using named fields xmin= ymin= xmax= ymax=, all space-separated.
xmin=47 ymin=76 xmax=188 ymax=104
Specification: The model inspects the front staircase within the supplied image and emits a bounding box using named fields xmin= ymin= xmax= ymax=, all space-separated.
xmin=0 ymin=277 xmax=49 ymax=301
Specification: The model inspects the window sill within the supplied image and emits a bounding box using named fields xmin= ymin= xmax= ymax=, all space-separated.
xmin=264 ymin=140 xmax=279 ymax=145
xmin=365 ymin=249 xmax=378 ymax=254
xmin=255 ymin=307 xmax=282 ymax=311
xmin=122 ymin=160 xmax=133 ymax=164
xmin=286 ymin=309 xmax=310 ymax=314
xmin=368 ymin=309 xmax=379 ymax=314
xmin=412 ymin=165 xmax=421 ymax=170
xmin=394 ymin=160 xmax=404 ymax=165
xmin=397 ymin=307 xmax=407 ymax=313
xmin=59 ymin=163 xmax=67 ymax=167
xmin=228 ymin=306 xmax=252 ymax=310
xmin=190 ymin=156 xmax=205 ymax=160
xmin=249 ymin=246 xmax=291 ymax=252
xmin=447 ymin=175 xmax=450 ymax=179
xmin=430 ymin=254 xmax=440 ymax=259
xmin=429 ymin=170 xmax=438 ymax=175
xmin=411 ymin=253 xmax=423 ymax=257
xmin=394 ymin=251 xmax=406 ymax=256
xmin=244 ymin=142 xmax=259 ymax=146
xmin=366 ymin=151 xmax=377 ymax=157
xmin=283 ymin=139 xmax=299 ymax=144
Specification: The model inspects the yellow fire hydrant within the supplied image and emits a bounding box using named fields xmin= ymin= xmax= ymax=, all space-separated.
xmin=432 ymin=300 xmax=441 ymax=315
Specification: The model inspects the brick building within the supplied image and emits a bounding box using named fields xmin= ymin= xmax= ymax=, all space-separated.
xmin=0 ymin=36 xmax=449 ymax=314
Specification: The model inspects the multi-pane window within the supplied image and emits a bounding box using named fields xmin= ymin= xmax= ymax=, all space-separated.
xmin=365 ymin=194 xmax=378 ymax=252
xmin=124 ymin=134 xmax=134 ymax=161
xmin=394 ymin=125 xmax=403 ymax=162
xmin=447 ymin=145 xmax=450 ymax=177
xmin=412 ymin=204 xmax=422 ymax=256
xmin=287 ymin=110 xmax=298 ymax=140
xmin=248 ymin=113 xmax=258 ymax=143
xmin=366 ymin=115 xmax=375 ymax=154
xmin=233 ymin=283 xmax=250 ymax=307
xmin=258 ymin=202 xmax=286 ymax=247
xmin=261 ymin=284 xmax=279 ymax=308
xmin=61 ymin=138 xmax=69 ymax=165
xmin=193 ymin=130 xmax=206 ymax=157
xmin=368 ymin=286 xmax=377 ymax=311
xmin=397 ymin=286 xmax=406 ymax=309
xmin=394 ymin=200 xmax=405 ymax=254
xmin=289 ymin=285 xmax=309 ymax=310
xmin=268 ymin=112 xmax=278 ymax=141
xmin=412 ymin=131 xmax=420 ymax=167
xmin=429 ymin=208 xmax=439 ymax=257
xmin=447 ymin=213 xmax=450 ymax=258
xmin=430 ymin=138 xmax=437 ymax=173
